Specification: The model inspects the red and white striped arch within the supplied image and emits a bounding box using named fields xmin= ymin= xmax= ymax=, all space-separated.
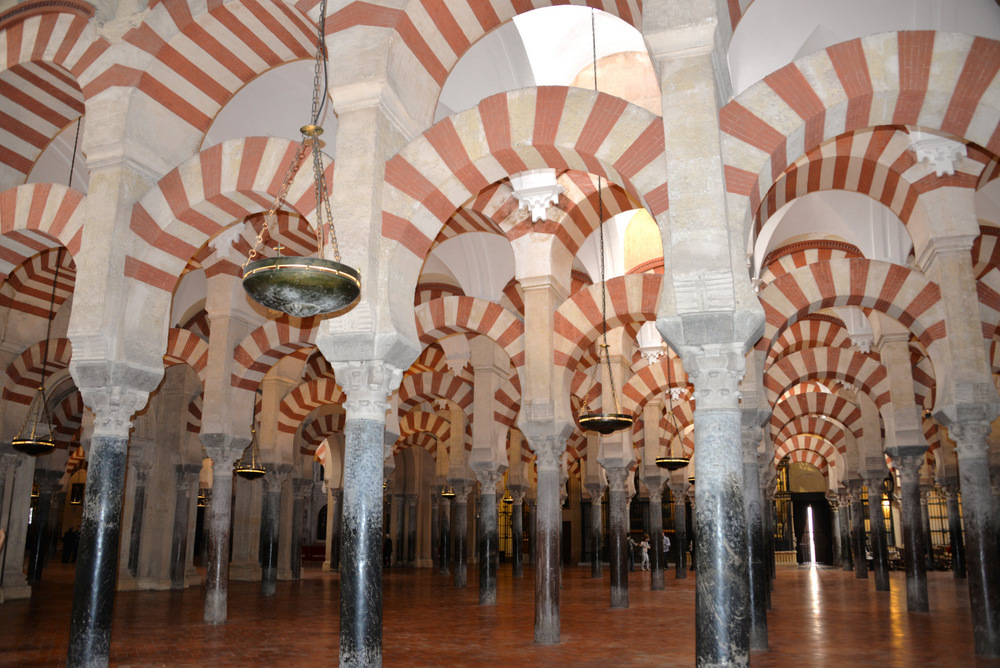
xmin=301 ymin=349 xmax=335 ymax=383
xmin=765 ymin=347 xmax=890 ymax=409
xmin=164 ymin=327 xmax=209 ymax=386
xmin=974 ymin=228 xmax=1000 ymax=280
xmin=0 ymin=184 xmax=85 ymax=271
xmin=620 ymin=356 xmax=689 ymax=415
xmin=111 ymin=0 xmax=312 ymax=138
xmin=278 ymin=377 xmax=344 ymax=435
xmin=328 ymin=1 xmax=641 ymax=101
xmin=0 ymin=245 xmax=76 ymax=318
xmin=301 ymin=411 xmax=346 ymax=453
xmin=0 ymin=5 xmax=105 ymax=187
xmin=125 ymin=137 xmax=330 ymax=295
xmin=554 ymin=273 xmax=661 ymax=372
xmin=979 ymin=266 xmax=1000 ymax=344
xmin=494 ymin=376 xmax=520 ymax=428
xmin=230 ymin=316 xmax=320 ymax=390
xmin=407 ymin=343 xmax=449 ymax=376
xmin=51 ymin=388 xmax=83 ymax=444
xmin=770 ymin=390 xmax=862 ymax=443
xmin=759 ymin=240 xmax=862 ymax=287
xmin=1 ymin=336 xmax=71 ymax=404
xmin=185 ymin=395 xmax=202 ymax=435
xmin=660 ymin=400 xmax=695 ymax=442
xmin=722 ymin=32 xmax=1000 ymax=244
xmin=415 ymin=296 xmax=524 ymax=367
xmin=768 ymin=316 xmax=852 ymax=364
xmin=757 ymin=258 xmax=946 ymax=360
xmin=398 ymin=370 xmax=474 ymax=415
xmin=777 ymin=439 xmax=836 ymax=476
xmin=775 ymin=414 xmax=848 ymax=454
xmin=395 ymin=431 xmax=440 ymax=458
xmin=394 ymin=410 xmax=450 ymax=456
xmin=754 ymin=127 xmax=987 ymax=238
xmin=382 ymin=87 xmax=668 ymax=317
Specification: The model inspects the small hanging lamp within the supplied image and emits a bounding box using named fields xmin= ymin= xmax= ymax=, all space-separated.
xmin=241 ymin=0 xmax=360 ymax=318
xmin=235 ymin=400 xmax=266 ymax=480
xmin=655 ymin=354 xmax=690 ymax=471
xmin=12 ymin=247 xmax=65 ymax=457
xmin=441 ymin=485 xmax=456 ymax=499
xmin=501 ymin=488 xmax=514 ymax=505
xmin=578 ymin=9 xmax=633 ymax=436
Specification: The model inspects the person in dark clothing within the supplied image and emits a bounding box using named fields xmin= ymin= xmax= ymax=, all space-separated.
xmin=383 ymin=533 xmax=392 ymax=567
xmin=62 ymin=528 xmax=78 ymax=564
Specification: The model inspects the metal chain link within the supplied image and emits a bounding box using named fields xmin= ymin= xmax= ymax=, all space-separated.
xmin=243 ymin=142 xmax=308 ymax=267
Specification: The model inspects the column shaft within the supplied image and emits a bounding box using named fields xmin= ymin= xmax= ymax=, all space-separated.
xmin=608 ymin=483 xmax=629 ymax=609
xmin=438 ymin=497 xmax=451 ymax=576
xmin=260 ymin=489 xmax=281 ymax=596
xmin=204 ymin=466 xmax=235 ymax=624
xmin=27 ymin=487 xmax=54 ymax=582
xmin=291 ymin=487 xmax=305 ymax=580
xmin=590 ymin=496 xmax=603 ymax=578
xmin=674 ymin=497 xmax=688 ymax=579
xmin=406 ymin=496 xmax=417 ymax=566
xmin=850 ymin=488 xmax=868 ymax=579
xmin=867 ymin=481 xmax=891 ymax=591
xmin=896 ymin=456 xmax=929 ymax=611
xmin=945 ymin=487 xmax=966 ymax=578
xmin=479 ymin=492 xmax=498 ymax=604
xmin=512 ymin=500 xmax=524 ymax=577
xmin=830 ymin=503 xmax=842 ymax=568
xmin=534 ymin=462 xmax=560 ymax=644
xmin=743 ymin=447 xmax=767 ymax=650
xmin=454 ymin=496 xmax=468 ymax=587
xmin=126 ymin=481 xmax=147 ymax=577
xmin=67 ymin=435 xmax=128 ymax=666
xmin=649 ymin=490 xmax=664 ymax=591
xmin=840 ymin=496 xmax=854 ymax=572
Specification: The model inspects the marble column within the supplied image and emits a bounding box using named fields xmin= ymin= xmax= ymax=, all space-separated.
xmin=291 ymin=478 xmax=309 ymax=581
xmin=510 ymin=487 xmax=526 ymax=577
xmin=890 ymin=452 xmax=929 ymax=611
xmin=920 ymin=485 xmax=933 ymax=570
xmin=333 ymin=361 xmax=400 ymax=668
xmin=848 ymin=482 xmax=868 ymax=579
xmin=451 ymin=481 xmax=472 ymax=587
xmin=27 ymin=470 xmax=61 ymax=582
xmin=687 ymin=350 xmax=751 ymax=666
xmin=606 ymin=466 xmax=630 ymax=609
xmin=201 ymin=436 xmax=247 ymax=624
xmin=170 ymin=465 xmax=200 ymax=589
xmin=829 ymin=497 xmax=843 ymax=567
xmin=328 ymin=488 xmax=343 ymax=572
xmin=943 ymin=483 xmax=966 ymax=578
xmin=950 ymin=420 xmax=1000 ymax=655
xmin=839 ymin=490 xmax=854 ymax=572
xmin=742 ymin=422 xmax=767 ymax=650
xmin=430 ymin=491 xmax=441 ymax=572
xmin=864 ymin=472 xmax=891 ymax=592
xmin=647 ymin=482 xmax=665 ymax=591
xmin=530 ymin=436 xmax=564 ymax=644
xmin=670 ymin=483 xmax=688 ymax=579
xmin=260 ymin=467 xmax=289 ymax=596
xmin=762 ymin=489 xmax=774 ymax=604
xmin=585 ymin=483 xmax=604 ymax=578
xmin=68 ymin=397 xmax=144 ymax=666
xmin=477 ymin=477 xmax=500 ymax=603
xmin=126 ymin=464 xmax=151 ymax=578
xmin=527 ymin=498 xmax=537 ymax=567
xmin=405 ymin=494 xmax=417 ymax=566
xmin=392 ymin=493 xmax=404 ymax=566
xmin=438 ymin=495 xmax=451 ymax=576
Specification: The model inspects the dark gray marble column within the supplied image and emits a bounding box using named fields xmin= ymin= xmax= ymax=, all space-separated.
xmin=671 ymin=485 xmax=688 ymax=579
xmin=260 ymin=467 xmax=287 ymax=597
xmin=27 ymin=470 xmax=61 ymax=582
xmin=67 ymin=432 xmax=129 ymax=667
xmin=430 ymin=492 xmax=441 ymax=572
xmin=647 ymin=483 xmax=665 ymax=591
xmin=762 ymin=489 xmax=774 ymax=606
xmin=330 ymin=488 xmax=343 ymax=572
xmin=531 ymin=438 xmax=564 ymax=644
xmin=849 ymin=482 xmax=868 ymax=579
xmin=920 ymin=485 xmax=933 ymax=570
xmin=452 ymin=482 xmax=471 ymax=587
xmin=405 ymin=494 xmax=417 ymax=566
xmin=438 ymin=495 xmax=451 ymax=576
xmin=171 ymin=465 xmax=200 ymax=589
xmin=511 ymin=487 xmax=526 ymax=577
xmin=890 ymin=452 xmax=929 ymax=611
xmin=829 ymin=496 xmax=842 ymax=568
xmin=864 ymin=473 xmax=891 ymax=592
xmin=742 ymin=422 xmax=767 ymax=651
xmin=292 ymin=478 xmax=309 ymax=581
xmin=201 ymin=436 xmax=246 ymax=625
xmin=340 ymin=417 xmax=387 ymax=666
xmin=126 ymin=465 xmax=150 ymax=577
xmin=477 ymin=481 xmax=499 ymax=603
xmin=393 ymin=493 xmax=404 ymax=566
xmin=606 ymin=466 xmax=629 ymax=609
xmin=585 ymin=484 xmax=604 ymax=578
xmin=839 ymin=491 xmax=854 ymax=572
xmin=527 ymin=498 xmax=537 ymax=566
xmin=688 ymin=351 xmax=750 ymax=668
xmin=950 ymin=420 xmax=1000 ymax=656
xmin=943 ymin=483 xmax=966 ymax=578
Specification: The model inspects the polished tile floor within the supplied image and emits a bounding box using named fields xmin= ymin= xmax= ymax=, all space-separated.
xmin=2 ymin=562 xmax=998 ymax=667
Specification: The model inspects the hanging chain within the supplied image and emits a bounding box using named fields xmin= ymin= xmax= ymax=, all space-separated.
xmin=244 ymin=142 xmax=309 ymax=267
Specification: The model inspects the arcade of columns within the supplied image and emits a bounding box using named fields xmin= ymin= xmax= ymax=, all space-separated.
xmin=0 ymin=1 xmax=999 ymax=667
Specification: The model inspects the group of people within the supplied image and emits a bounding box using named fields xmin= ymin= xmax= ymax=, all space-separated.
xmin=627 ymin=531 xmax=672 ymax=571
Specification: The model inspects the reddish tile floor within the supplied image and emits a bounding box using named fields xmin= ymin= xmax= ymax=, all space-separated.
xmin=1 ymin=562 xmax=998 ymax=666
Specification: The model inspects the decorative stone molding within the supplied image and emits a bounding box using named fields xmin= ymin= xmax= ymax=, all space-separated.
xmin=684 ymin=347 xmax=746 ymax=411
xmin=850 ymin=334 xmax=874 ymax=354
xmin=85 ymin=386 xmax=150 ymax=439
xmin=908 ymin=132 xmax=967 ymax=177
xmin=673 ymin=271 xmax=736 ymax=314
xmin=949 ymin=420 xmax=992 ymax=459
xmin=509 ymin=169 xmax=564 ymax=222
xmin=525 ymin=433 xmax=566 ymax=470
xmin=262 ymin=465 xmax=292 ymax=494
xmin=605 ymin=466 xmax=630 ymax=493
xmin=333 ymin=360 xmax=403 ymax=422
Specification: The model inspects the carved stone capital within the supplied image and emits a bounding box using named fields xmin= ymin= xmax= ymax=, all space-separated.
xmin=332 ymin=360 xmax=404 ymax=422
xmin=262 ymin=464 xmax=293 ymax=493
xmin=175 ymin=464 xmax=201 ymax=493
xmin=474 ymin=469 xmax=504 ymax=494
xmin=605 ymin=466 xmax=630 ymax=493
xmin=949 ymin=420 xmax=992 ymax=460
xmin=682 ymin=346 xmax=746 ymax=411
xmin=525 ymin=433 xmax=568 ymax=470
xmin=448 ymin=478 xmax=475 ymax=501
xmin=508 ymin=484 xmax=527 ymax=505
xmin=644 ymin=478 xmax=665 ymax=504
xmin=584 ymin=482 xmax=606 ymax=503
xmin=201 ymin=433 xmax=251 ymax=471
xmin=85 ymin=385 xmax=150 ymax=439
xmin=888 ymin=452 xmax=923 ymax=483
